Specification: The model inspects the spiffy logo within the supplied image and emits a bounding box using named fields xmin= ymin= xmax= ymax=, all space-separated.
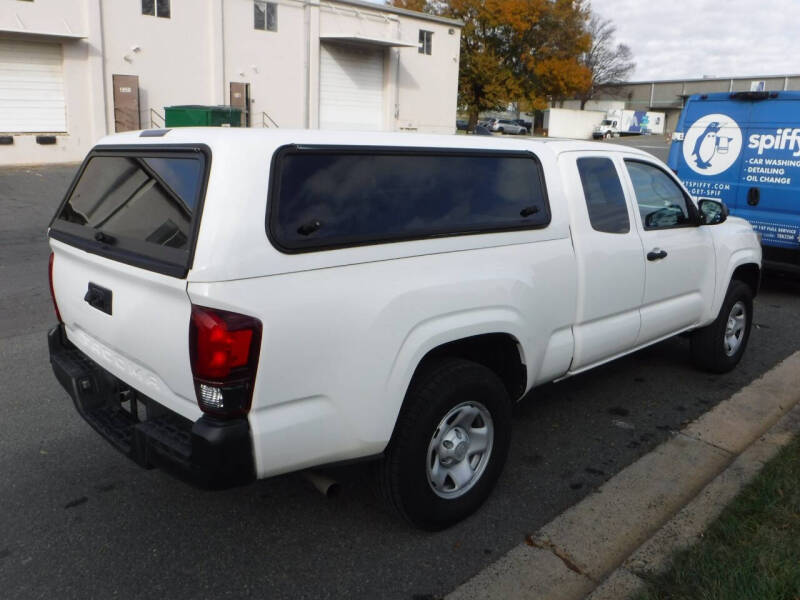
xmin=691 ymin=121 xmax=721 ymax=169
xmin=748 ymin=129 xmax=800 ymax=156
xmin=682 ymin=114 xmax=742 ymax=176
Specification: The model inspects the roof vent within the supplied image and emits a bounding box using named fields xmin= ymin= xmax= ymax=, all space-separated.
xmin=140 ymin=129 xmax=172 ymax=137
xmin=730 ymin=91 xmax=770 ymax=101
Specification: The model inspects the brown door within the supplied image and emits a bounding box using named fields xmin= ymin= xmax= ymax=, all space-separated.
xmin=230 ymin=82 xmax=250 ymax=127
xmin=112 ymin=74 xmax=141 ymax=132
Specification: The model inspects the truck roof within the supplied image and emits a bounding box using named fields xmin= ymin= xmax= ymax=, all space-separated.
xmin=95 ymin=128 xmax=655 ymax=160
xmin=685 ymin=90 xmax=800 ymax=102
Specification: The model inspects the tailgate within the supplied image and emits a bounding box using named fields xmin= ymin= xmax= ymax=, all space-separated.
xmin=48 ymin=146 xmax=210 ymax=420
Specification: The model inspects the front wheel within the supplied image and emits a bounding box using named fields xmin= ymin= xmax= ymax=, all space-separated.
xmin=377 ymin=358 xmax=512 ymax=530
xmin=691 ymin=280 xmax=753 ymax=373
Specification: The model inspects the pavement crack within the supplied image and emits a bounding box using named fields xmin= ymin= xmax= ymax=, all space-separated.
xmin=677 ymin=431 xmax=734 ymax=456
xmin=525 ymin=535 xmax=594 ymax=581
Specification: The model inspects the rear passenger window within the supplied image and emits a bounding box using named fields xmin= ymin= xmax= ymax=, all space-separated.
xmin=269 ymin=147 xmax=550 ymax=251
xmin=576 ymin=157 xmax=629 ymax=233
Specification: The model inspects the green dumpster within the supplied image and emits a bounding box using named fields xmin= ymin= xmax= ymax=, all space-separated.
xmin=164 ymin=105 xmax=243 ymax=128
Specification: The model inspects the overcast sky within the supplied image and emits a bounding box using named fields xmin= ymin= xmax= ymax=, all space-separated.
xmin=586 ymin=0 xmax=800 ymax=81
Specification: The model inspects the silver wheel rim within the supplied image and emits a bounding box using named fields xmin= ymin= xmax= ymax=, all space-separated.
xmin=724 ymin=300 xmax=747 ymax=357
xmin=426 ymin=401 xmax=494 ymax=499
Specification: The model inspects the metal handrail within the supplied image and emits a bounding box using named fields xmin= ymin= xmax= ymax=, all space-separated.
xmin=261 ymin=111 xmax=279 ymax=128
xmin=150 ymin=108 xmax=165 ymax=129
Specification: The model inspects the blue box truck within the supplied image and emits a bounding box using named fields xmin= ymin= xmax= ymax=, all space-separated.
xmin=668 ymin=91 xmax=800 ymax=271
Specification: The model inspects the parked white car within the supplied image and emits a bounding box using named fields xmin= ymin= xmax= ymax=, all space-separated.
xmin=491 ymin=119 xmax=528 ymax=135
xmin=47 ymin=129 xmax=761 ymax=529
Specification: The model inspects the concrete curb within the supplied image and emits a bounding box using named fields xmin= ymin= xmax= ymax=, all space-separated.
xmin=447 ymin=351 xmax=800 ymax=600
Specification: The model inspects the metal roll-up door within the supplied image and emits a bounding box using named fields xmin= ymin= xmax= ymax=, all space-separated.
xmin=319 ymin=43 xmax=384 ymax=131
xmin=0 ymin=39 xmax=66 ymax=133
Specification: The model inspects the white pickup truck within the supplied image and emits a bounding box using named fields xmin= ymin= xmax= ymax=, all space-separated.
xmin=47 ymin=129 xmax=761 ymax=529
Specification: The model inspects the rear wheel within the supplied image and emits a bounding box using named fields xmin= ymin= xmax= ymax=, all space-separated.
xmin=691 ymin=280 xmax=753 ymax=373
xmin=378 ymin=358 xmax=512 ymax=530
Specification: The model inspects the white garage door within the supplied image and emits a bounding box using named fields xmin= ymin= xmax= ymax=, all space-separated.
xmin=0 ymin=40 xmax=66 ymax=133
xmin=320 ymin=44 xmax=384 ymax=131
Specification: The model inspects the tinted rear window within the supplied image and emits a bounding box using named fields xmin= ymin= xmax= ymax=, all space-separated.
xmin=577 ymin=157 xmax=630 ymax=233
xmin=269 ymin=147 xmax=550 ymax=252
xmin=50 ymin=149 xmax=208 ymax=277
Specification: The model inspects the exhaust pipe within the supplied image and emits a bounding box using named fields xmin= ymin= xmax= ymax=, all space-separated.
xmin=301 ymin=471 xmax=340 ymax=499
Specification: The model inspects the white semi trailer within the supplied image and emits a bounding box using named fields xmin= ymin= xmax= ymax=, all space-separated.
xmin=593 ymin=109 xmax=665 ymax=138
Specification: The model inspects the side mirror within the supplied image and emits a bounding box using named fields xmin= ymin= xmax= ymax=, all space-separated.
xmin=698 ymin=199 xmax=728 ymax=225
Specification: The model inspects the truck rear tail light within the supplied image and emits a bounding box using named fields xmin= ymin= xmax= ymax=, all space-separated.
xmin=189 ymin=305 xmax=262 ymax=418
xmin=48 ymin=252 xmax=63 ymax=323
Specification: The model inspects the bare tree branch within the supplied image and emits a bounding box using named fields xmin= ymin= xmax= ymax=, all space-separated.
xmin=579 ymin=13 xmax=635 ymax=109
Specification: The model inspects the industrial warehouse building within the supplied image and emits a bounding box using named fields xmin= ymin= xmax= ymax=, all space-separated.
xmin=567 ymin=73 xmax=800 ymax=134
xmin=0 ymin=0 xmax=462 ymax=165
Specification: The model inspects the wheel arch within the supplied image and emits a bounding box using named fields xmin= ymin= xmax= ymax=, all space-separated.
xmin=707 ymin=247 xmax=761 ymax=322
xmin=731 ymin=262 xmax=761 ymax=298
xmin=382 ymin=327 xmax=528 ymax=452
xmin=412 ymin=333 xmax=527 ymax=402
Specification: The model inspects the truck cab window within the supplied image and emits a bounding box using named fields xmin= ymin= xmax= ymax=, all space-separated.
xmin=142 ymin=0 xmax=170 ymax=18
xmin=625 ymin=160 xmax=693 ymax=230
xmin=577 ymin=157 xmax=629 ymax=233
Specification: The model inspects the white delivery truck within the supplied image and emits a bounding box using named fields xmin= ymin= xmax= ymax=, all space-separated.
xmin=593 ymin=109 xmax=666 ymax=139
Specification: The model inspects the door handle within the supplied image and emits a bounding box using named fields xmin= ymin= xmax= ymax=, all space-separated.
xmin=647 ymin=248 xmax=668 ymax=261
xmin=747 ymin=187 xmax=760 ymax=206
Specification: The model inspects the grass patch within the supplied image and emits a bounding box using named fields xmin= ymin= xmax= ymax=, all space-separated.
xmin=635 ymin=435 xmax=800 ymax=600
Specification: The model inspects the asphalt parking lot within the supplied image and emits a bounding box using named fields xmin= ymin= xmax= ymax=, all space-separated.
xmin=603 ymin=133 xmax=671 ymax=162
xmin=2 ymin=141 xmax=800 ymax=599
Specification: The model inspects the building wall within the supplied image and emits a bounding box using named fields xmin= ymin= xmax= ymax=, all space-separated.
xmin=618 ymin=84 xmax=652 ymax=110
xmin=544 ymin=108 xmax=605 ymax=139
xmin=730 ymin=76 xmax=786 ymax=92
xmin=651 ymin=82 xmax=683 ymax=109
xmin=317 ymin=1 xmax=460 ymax=134
xmin=558 ymin=99 xmax=625 ymax=112
xmin=0 ymin=0 xmax=86 ymax=34
xmin=223 ymin=0 xmax=308 ymax=128
xmin=594 ymin=74 xmax=800 ymax=135
xmin=0 ymin=0 xmax=95 ymax=165
xmin=319 ymin=2 xmax=402 ymax=131
xmin=100 ymin=0 xmax=218 ymax=131
xmin=394 ymin=15 xmax=460 ymax=134
xmin=0 ymin=0 xmax=461 ymax=166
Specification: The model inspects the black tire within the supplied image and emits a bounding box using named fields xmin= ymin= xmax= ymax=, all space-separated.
xmin=378 ymin=358 xmax=512 ymax=530
xmin=691 ymin=280 xmax=753 ymax=373
xmin=498 ymin=128 xmax=505 ymax=134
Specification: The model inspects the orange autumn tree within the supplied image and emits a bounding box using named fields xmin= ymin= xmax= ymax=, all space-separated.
xmin=393 ymin=0 xmax=591 ymax=129
xmin=391 ymin=0 xmax=428 ymax=10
